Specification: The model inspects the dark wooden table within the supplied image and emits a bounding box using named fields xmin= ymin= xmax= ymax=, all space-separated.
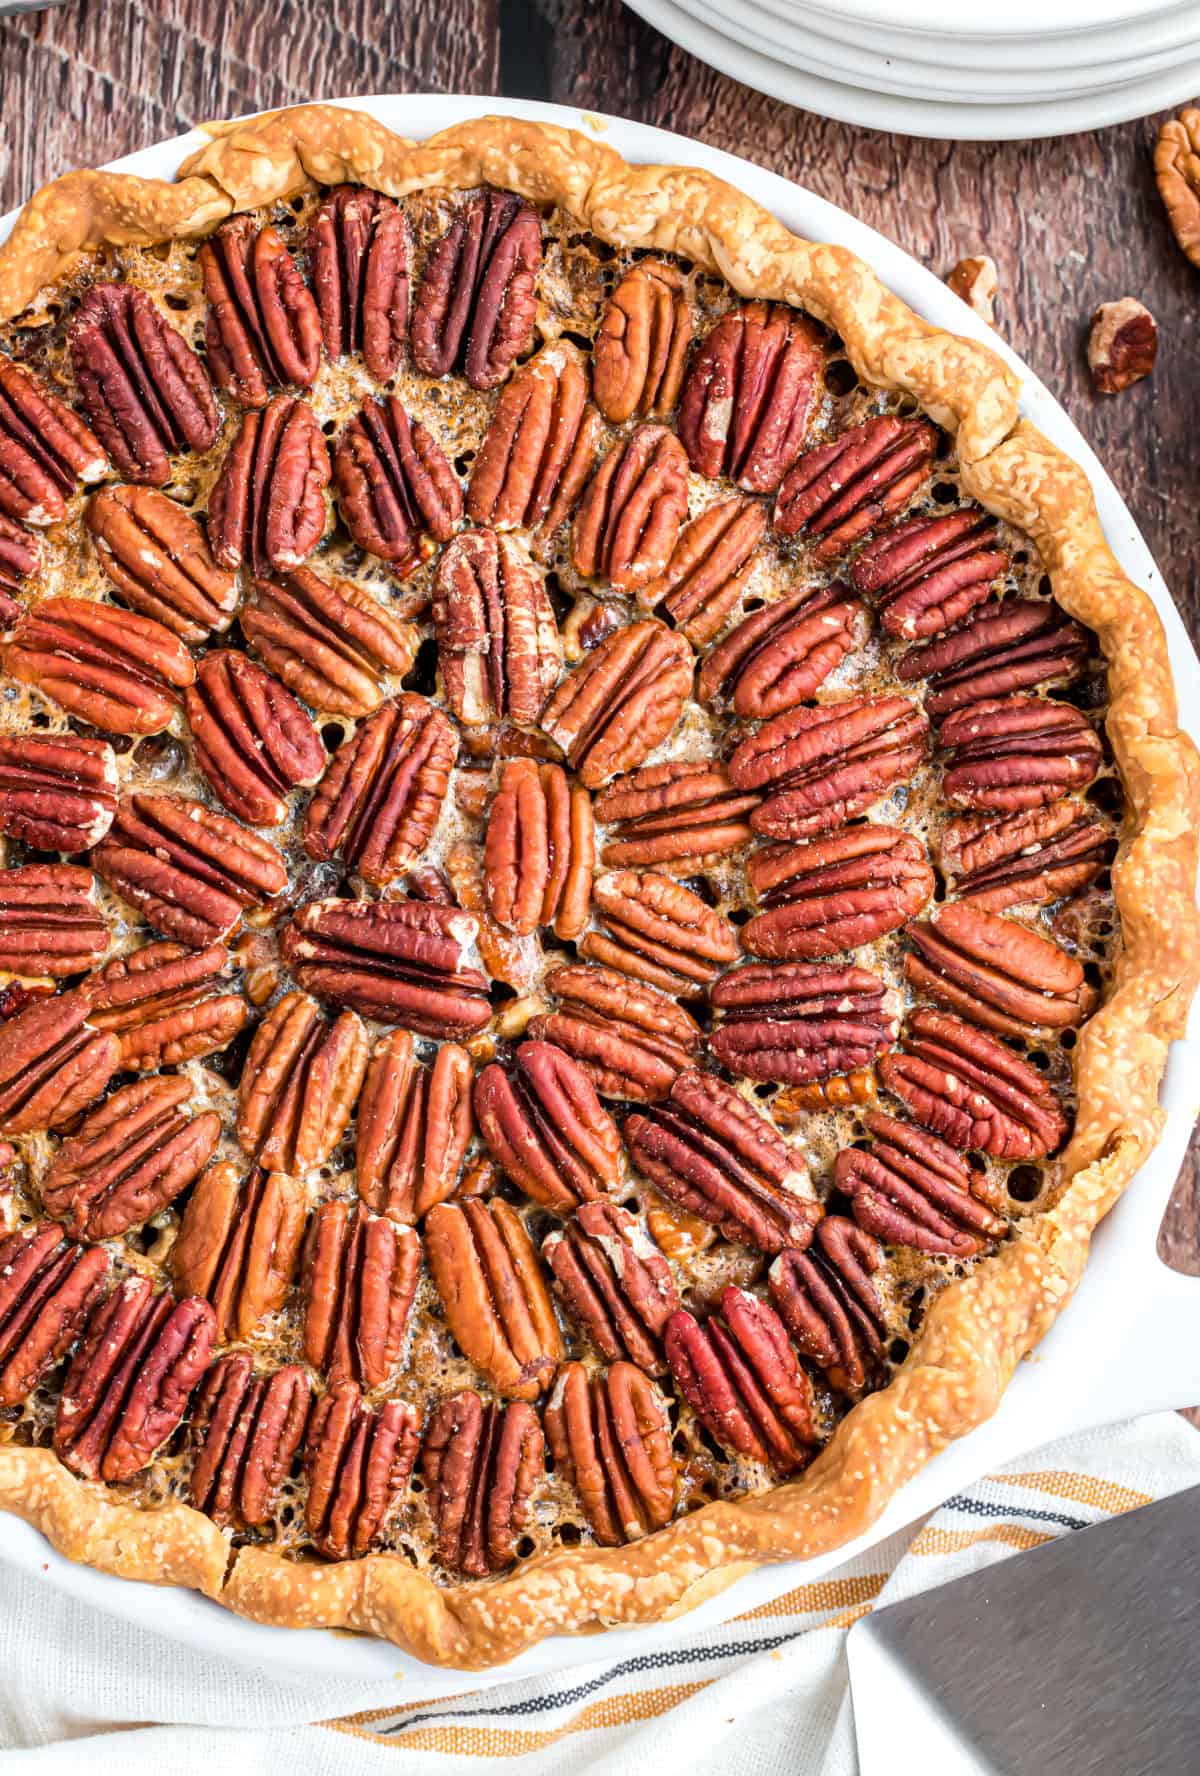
xmin=1 ymin=0 xmax=1196 ymax=1337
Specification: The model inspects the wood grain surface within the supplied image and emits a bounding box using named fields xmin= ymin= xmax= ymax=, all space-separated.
xmin=1 ymin=0 xmax=1196 ymax=1323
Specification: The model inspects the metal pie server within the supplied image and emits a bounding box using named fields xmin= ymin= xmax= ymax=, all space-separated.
xmin=847 ymin=1482 xmax=1200 ymax=1775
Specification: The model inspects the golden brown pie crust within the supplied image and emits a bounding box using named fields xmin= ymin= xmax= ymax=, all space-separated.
xmin=0 ymin=104 xmax=1196 ymax=1670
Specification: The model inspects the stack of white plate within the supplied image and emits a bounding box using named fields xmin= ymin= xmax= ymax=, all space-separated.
xmin=625 ymin=0 xmax=1200 ymax=139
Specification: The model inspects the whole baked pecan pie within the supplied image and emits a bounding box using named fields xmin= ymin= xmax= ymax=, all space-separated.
xmin=0 ymin=105 xmax=1195 ymax=1668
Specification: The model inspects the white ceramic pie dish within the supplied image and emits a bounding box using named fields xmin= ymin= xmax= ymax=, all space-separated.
xmin=0 ymin=94 xmax=1196 ymax=1693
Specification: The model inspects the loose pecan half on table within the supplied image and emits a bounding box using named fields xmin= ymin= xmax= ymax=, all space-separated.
xmin=474 ymin=1039 xmax=622 ymax=1211
xmin=191 ymin=1352 xmax=310 ymax=1531
xmin=421 ymin=1389 xmax=544 ymax=1576
xmin=545 ymin=1359 xmax=676 ymax=1545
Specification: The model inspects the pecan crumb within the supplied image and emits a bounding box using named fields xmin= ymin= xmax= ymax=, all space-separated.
xmin=946 ymin=255 xmax=998 ymax=325
xmin=1087 ymin=299 xmax=1158 ymax=394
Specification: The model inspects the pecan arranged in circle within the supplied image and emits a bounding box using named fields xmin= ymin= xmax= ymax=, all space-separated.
xmin=850 ymin=508 xmax=1009 ymax=640
xmin=666 ymin=1284 xmax=820 ymax=1473
xmin=836 ymin=1109 xmax=1009 ymax=1256
xmin=744 ymin=823 xmax=934 ymax=960
xmin=940 ymin=697 xmax=1103 ymax=812
xmin=310 ymin=186 xmax=410 ymax=379
xmin=625 ymin=1068 xmax=817 ymax=1254
xmin=433 ymin=528 xmax=562 ymax=726
xmin=539 ymin=619 xmax=693 ymax=788
xmin=0 ymin=865 xmax=109 ymax=978
xmin=412 ymin=189 xmax=541 ymax=389
xmin=83 ymin=940 xmax=246 ymax=1071
xmin=93 ymin=794 xmax=288 ymax=946
xmin=356 ymin=1030 xmax=475 ymax=1222
xmin=774 ymin=416 xmax=936 ymax=558
xmin=938 ymin=801 xmax=1112 ymax=911
xmin=333 ymin=396 xmax=461 ymax=571
xmin=466 ymin=342 xmax=600 ymax=549
xmin=877 ymin=1008 xmax=1068 ymax=1158
xmin=594 ymin=260 xmax=692 ymax=424
xmin=543 ymin=1201 xmax=680 ymax=1373
xmin=546 ymin=1359 xmax=676 ymax=1544
xmin=41 ymin=1074 xmax=220 ymax=1242
xmin=0 ymin=511 xmax=37 ymax=597
xmin=426 ymin=1196 xmax=563 ymax=1399
xmin=208 ymin=396 xmax=330 ymax=576
xmin=0 ymin=353 xmax=106 ymax=524
xmin=768 ymin=1217 xmax=885 ymax=1395
xmin=237 ymin=991 xmax=368 ymax=1175
xmin=641 ymin=495 xmax=766 ymax=647
xmin=200 ymin=215 xmax=322 ymax=407
xmin=729 ymin=693 xmax=929 ymax=841
xmin=172 ymin=1163 xmax=307 ymax=1342
xmin=697 ymin=583 xmax=866 ymax=719
xmin=679 ymin=302 xmax=825 ymax=492
xmin=905 ymin=902 xmax=1096 ymax=1040
xmin=584 ymin=870 xmax=739 ymax=996
xmin=475 ymin=1038 xmax=622 ymax=1211
xmin=709 ymin=960 xmax=900 ymax=1085
xmin=54 ymin=1276 xmax=215 ymax=1482
xmin=572 ymin=425 xmax=689 ymax=595
xmin=303 ymin=693 xmax=456 ymax=886
xmin=595 ymin=759 xmax=760 ymax=869
xmin=242 ymin=565 xmax=416 ymax=717
xmin=530 ymin=963 xmax=701 ymax=1102
xmin=0 ymin=991 xmax=118 ymax=1135
xmin=69 ymin=283 xmax=220 ymax=485
xmin=302 ymin=1199 xmax=421 ymax=1389
xmin=305 ymin=1378 xmax=420 ymax=1559
xmin=191 ymin=1352 xmax=311 ymax=1530
xmin=186 ymin=650 xmax=325 ymax=826
xmin=86 ymin=485 xmax=238 ymax=644
xmin=4 ymin=595 xmax=194 ymax=735
xmin=421 ymin=1389 xmax=544 ymax=1576
xmin=0 ymin=1222 xmax=109 ymax=1407
xmin=281 ymin=898 xmax=491 ymax=1036
xmin=483 ymin=758 xmax=594 ymax=939
xmin=898 ymin=599 xmax=1091 ymax=718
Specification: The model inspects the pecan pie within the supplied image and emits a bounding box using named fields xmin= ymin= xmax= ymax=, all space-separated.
xmin=0 ymin=105 xmax=1195 ymax=1671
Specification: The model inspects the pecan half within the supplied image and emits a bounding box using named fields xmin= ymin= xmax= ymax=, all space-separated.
xmin=836 ymin=1109 xmax=1009 ymax=1255
xmin=640 ymin=495 xmax=766 ymax=647
xmin=877 ymin=1008 xmax=1068 ymax=1158
xmin=483 ymin=758 xmax=594 ymax=939
xmin=729 ymin=694 xmax=929 ymax=841
xmin=172 ymin=1162 xmax=307 ymax=1341
xmin=93 ymin=794 xmax=288 ymax=945
xmin=200 ymin=215 xmax=322 ymax=407
xmin=0 ymin=353 xmax=106 ymax=524
xmin=743 ymin=823 xmax=934 ymax=960
xmin=709 ymin=959 xmax=900 ymax=1085
xmin=86 ymin=485 xmax=238 ymax=644
xmin=0 ymin=511 xmax=37 ymax=597
xmin=678 ymin=302 xmax=825 ymax=492
xmin=426 ymin=1195 xmax=561 ymax=1399
xmin=666 ymin=1285 xmax=819 ymax=1473
xmin=303 ymin=693 xmax=456 ymax=886
xmin=774 ymin=416 xmax=937 ymax=559
xmin=1155 ymin=109 xmax=1200 ymax=267
xmin=305 ymin=1379 xmax=420 ymax=1558
xmin=243 ymin=565 xmax=416 ymax=717
xmin=539 ymin=619 xmax=693 ymax=788
xmin=41 ymin=1074 xmax=220 ymax=1242
xmin=356 ymin=1030 xmax=474 ymax=1222
xmin=940 ymin=698 xmax=1103 ymax=812
xmin=529 ymin=963 xmax=701 ymax=1102
xmin=850 ymin=508 xmax=1009 ymax=639
xmin=191 ymin=1353 xmax=311 ymax=1529
xmin=572 ymin=425 xmax=689 ymax=595
xmin=0 ymin=1222 xmax=109 ymax=1407
xmin=421 ymin=1390 xmax=544 ymax=1576
xmin=0 ymin=991 xmax=118 ymax=1135
xmin=904 ymin=901 xmax=1095 ymax=1039
xmin=237 ymin=992 xmax=368 ymax=1174
xmin=474 ymin=1038 xmax=622 ymax=1211
xmin=207 ymin=396 xmax=330 ymax=576
xmin=0 ymin=865 xmax=109 ymax=977
xmin=186 ymin=650 xmax=325 ymax=826
xmin=411 ymin=190 xmax=541 ymax=389
xmin=4 ymin=595 xmax=194 ymax=735
xmin=897 ymin=599 xmax=1091 ymax=717
xmin=70 ymin=283 xmax=220 ymax=485
xmin=433 ymin=528 xmax=562 ymax=725
xmin=302 ymin=1199 xmax=420 ymax=1389
xmin=594 ymin=260 xmax=692 ymax=424
xmin=311 ymin=186 xmax=410 ymax=378
xmin=546 ymin=1359 xmax=676 ymax=1543
xmin=468 ymin=343 xmax=600 ymax=554
xmin=333 ymin=396 xmax=461 ymax=571
xmin=696 ymin=582 xmax=866 ymax=718
xmin=625 ymin=1068 xmax=817 ymax=1253
xmin=938 ymin=801 xmax=1112 ymax=911
xmin=594 ymin=759 xmax=759 ymax=868
xmin=543 ymin=1202 xmax=679 ymax=1373
xmin=83 ymin=940 xmax=245 ymax=1071
xmin=768 ymin=1217 xmax=885 ymax=1394
xmin=54 ymin=1277 xmax=215 ymax=1481
xmin=281 ymin=898 xmax=491 ymax=1036
xmin=583 ymin=870 xmax=739 ymax=996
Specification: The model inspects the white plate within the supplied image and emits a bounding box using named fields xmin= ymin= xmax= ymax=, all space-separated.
xmin=775 ymin=0 xmax=1183 ymax=37
xmin=1 ymin=93 xmax=1198 ymax=1693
